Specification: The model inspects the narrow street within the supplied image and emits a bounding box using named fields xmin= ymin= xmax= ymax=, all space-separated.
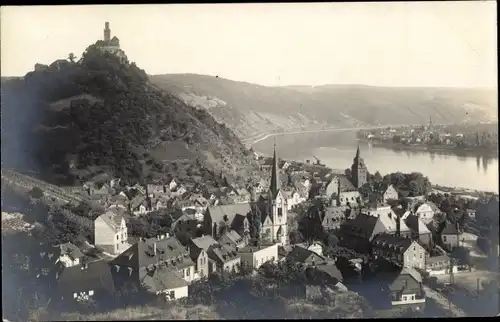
xmin=423 ymin=286 xmax=467 ymax=317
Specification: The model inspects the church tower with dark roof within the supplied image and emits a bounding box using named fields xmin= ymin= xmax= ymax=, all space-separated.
xmin=263 ymin=139 xmax=288 ymax=246
xmin=351 ymin=145 xmax=368 ymax=189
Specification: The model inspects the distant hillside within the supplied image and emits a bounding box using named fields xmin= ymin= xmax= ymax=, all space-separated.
xmin=1 ymin=48 xmax=257 ymax=185
xmin=150 ymin=73 xmax=498 ymax=140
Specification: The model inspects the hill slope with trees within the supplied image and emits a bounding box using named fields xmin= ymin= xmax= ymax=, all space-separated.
xmin=150 ymin=73 xmax=498 ymax=140
xmin=1 ymin=46 xmax=257 ymax=185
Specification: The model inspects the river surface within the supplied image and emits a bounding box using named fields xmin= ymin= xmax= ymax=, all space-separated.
xmin=252 ymin=129 xmax=499 ymax=193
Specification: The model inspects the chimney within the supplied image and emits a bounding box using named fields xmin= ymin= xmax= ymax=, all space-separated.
xmin=396 ymin=215 xmax=401 ymax=237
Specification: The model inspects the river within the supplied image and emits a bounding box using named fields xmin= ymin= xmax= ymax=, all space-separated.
xmin=252 ymin=129 xmax=499 ymax=193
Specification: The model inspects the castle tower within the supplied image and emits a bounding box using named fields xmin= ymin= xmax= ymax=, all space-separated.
xmin=429 ymin=116 xmax=433 ymax=131
xmin=351 ymin=145 xmax=368 ymax=189
xmin=104 ymin=22 xmax=111 ymax=42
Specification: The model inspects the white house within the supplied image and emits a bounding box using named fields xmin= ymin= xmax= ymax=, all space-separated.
xmin=167 ymin=178 xmax=179 ymax=191
xmin=141 ymin=266 xmax=189 ymax=301
xmin=414 ymin=202 xmax=436 ymax=224
xmin=57 ymin=242 xmax=85 ymax=267
xmin=383 ymin=185 xmax=399 ymax=203
xmin=440 ymin=220 xmax=462 ymax=251
xmin=238 ymin=243 xmax=278 ymax=270
xmin=94 ymin=210 xmax=129 ymax=255
xmin=284 ymin=190 xmax=307 ymax=210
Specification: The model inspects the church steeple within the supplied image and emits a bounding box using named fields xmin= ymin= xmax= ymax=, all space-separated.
xmin=351 ymin=145 xmax=368 ymax=189
xmin=269 ymin=138 xmax=280 ymax=198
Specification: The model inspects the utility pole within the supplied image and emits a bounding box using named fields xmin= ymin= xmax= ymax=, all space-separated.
xmin=449 ymin=257 xmax=455 ymax=285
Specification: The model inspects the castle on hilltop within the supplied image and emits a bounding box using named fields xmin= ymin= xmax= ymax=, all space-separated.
xmin=95 ymin=22 xmax=127 ymax=63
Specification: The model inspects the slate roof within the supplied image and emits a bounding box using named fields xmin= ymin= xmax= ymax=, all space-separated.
xmin=97 ymin=210 xmax=124 ymax=232
xmin=55 ymin=259 xmax=115 ymax=296
xmin=141 ymin=266 xmax=188 ymax=293
xmin=192 ymin=234 xmax=239 ymax=263
xmin=218 ymin=230 xmax=244 ymax=247
xmin=207 ymin=203 xmax=252 ymax=226
xmin=341 ymin=213 xmax=381 ymax=239
xmin=112 ymin=236 xmax=193 ymax=269
xmin=208 ymin=245 xmax=240 ymax=264
xmin=60 ymin=242 xmax=84 ymax=260
xmin=404 ymin=213 xmax=431 ymax=235
xmin=322 ymin=206 xmax=346 ymax=222
xmin=378 ymin=210 xmax=411 ymax=234
xmin=231 ymin=214 xmax=248 ymax=232
xmin=371 ymin=233 xmax=413 ymax=253
xmin=130 ymin=195 xmax=147 ymax=210
xmin=441 ymin=220 xmax=459 ymax=235
xmin=329 ymin=175 xmax=356 ymax=192
xmin=286 ymin=246 xmax=326 ymax=264
xmin=388 ymin=267 xmax=422 ymax=292
xmin=191 ymin=235 xmax=219 ymax=251
xmin=314 ymin=263 xmax=344 ymax=282
xmin=426 ymin=254 xmax=450 ymax=264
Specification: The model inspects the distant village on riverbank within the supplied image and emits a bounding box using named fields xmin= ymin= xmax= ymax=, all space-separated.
xmin=357 ymin=119 xmax=498 ymax=157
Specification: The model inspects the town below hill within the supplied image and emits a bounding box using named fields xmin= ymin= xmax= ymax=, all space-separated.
xmin=2 ymin=142 xmax=499 ymax=321
xmin=150 ymin=73 xmax=497 ymax=141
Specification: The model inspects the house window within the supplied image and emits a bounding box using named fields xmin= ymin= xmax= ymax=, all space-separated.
xmin=402 ymin=295 xmax=407 ymax=301
xmin=443 ymin=236 xmax=447 ymax=242
xmin=170 ymin=291 xmax=175 ymax=299
xmin=411 ymin=295 xmax=415 ymax=300
xmin=89 ymin=290 xmax=94 ymax=296
xmin=186 ymin=267 xmax=190 ymax=276
xmin=278 ymin=208 xmax=283 ymax=217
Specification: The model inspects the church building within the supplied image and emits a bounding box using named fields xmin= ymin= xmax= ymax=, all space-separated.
xmin=252 ymin=142 xmax=288 ymax=246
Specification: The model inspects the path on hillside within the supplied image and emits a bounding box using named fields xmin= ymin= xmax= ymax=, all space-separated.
xmin=1 ymin=168 xmax=87 ymax=206
xmin=423 ymin=286 xmax=467 ymax=317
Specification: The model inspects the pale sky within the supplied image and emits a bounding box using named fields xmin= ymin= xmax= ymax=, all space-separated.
xmin=1 ymin=2 xmax=497 ymax=87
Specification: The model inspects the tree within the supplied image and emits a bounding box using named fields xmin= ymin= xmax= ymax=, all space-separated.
xmin=409 ymin=180 xmax=420 ymax=197
xmin=289 ymin=230 xmax=304 ymax=245
xmin=68 ymin=53 xmax=77 ymax=63
xmin=28 ymin=187 xmax=44 ymax=199
xmin=373 ymin=171 xmax=383 ymax=182
xmin=325 ymin=231 xmax=339 ymax=248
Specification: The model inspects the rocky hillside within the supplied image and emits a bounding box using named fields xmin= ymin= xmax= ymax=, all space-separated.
xmin=1 ymin=47 xmax=257 ymax=185
xmin=150 ymin=74 xmax=498 ymax=140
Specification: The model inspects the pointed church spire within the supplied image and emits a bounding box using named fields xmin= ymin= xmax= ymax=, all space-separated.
xmin=356 ymin=145 xmax=360 ymax=159
xmin=269 ymin=139 xmax=280 ymax=198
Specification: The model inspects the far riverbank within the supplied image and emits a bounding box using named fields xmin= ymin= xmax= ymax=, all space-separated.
xmin=359 ymin=138 xmax=499 ymax=158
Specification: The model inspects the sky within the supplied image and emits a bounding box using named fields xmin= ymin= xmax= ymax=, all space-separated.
xmin=1 ymin=2 xmax=497 ymax=88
